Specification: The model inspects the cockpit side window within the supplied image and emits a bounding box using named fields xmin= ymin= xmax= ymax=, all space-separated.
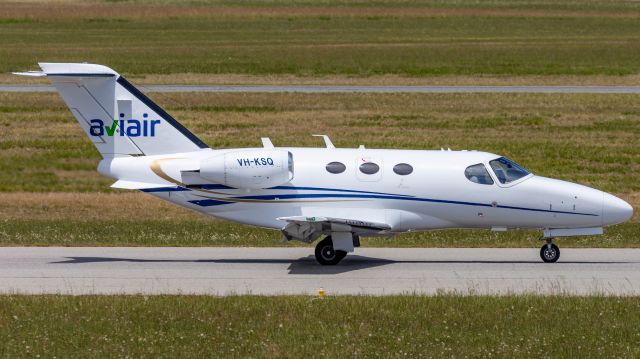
xmin=464 ymin=163 xmax=494 ymax=185
xmin=489 ymin=157 xmax=530 ymax=184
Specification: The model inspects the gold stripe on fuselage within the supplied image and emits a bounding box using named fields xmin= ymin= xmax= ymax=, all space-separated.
xmin=149 ymin=157 xmax=231 ymax=195
xmin=151 ymin=159 xmax=369 ymax=204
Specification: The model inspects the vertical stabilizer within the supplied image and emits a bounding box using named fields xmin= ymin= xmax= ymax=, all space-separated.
xmin=38 ymin=63 xmax=208 ymax=157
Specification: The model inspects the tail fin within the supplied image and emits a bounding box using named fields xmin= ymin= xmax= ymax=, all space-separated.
xmin=37 ymin=63 xmax=208 ymax=157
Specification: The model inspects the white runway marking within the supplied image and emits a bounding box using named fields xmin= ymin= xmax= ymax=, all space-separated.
xmin=1 ymin=247 xmax=639 ymax=296
xmin=2 ymin=84 xmax=640 ymax=93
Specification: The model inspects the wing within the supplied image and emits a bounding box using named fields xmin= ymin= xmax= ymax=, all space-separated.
xmin=278 ymin=215 xmax=392 ymax=243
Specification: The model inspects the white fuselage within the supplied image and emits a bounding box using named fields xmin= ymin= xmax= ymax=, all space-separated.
xmin=99 ymin=147 xmax=632 ymax=234
xmin=26 ymin=62 xmax=634 ymax=263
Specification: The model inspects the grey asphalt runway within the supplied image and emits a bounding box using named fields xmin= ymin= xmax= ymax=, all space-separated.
xmin=2 ymin=84 xmax=640 ymax=93
xmin=1 ymin=247 xmax=639 ymax=295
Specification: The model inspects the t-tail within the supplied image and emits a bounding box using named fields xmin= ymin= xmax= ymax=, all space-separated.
xmin=18 ymin=63 xmax=208 ymax=157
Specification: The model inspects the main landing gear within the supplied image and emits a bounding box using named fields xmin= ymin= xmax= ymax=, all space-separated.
xmin=540 ymin=238 xmax=560 ymax=263
xmin=314 ymin=236 xmax=347 ymax=265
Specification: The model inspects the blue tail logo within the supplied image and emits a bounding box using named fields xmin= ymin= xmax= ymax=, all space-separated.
xmin=89 ymin=113 xmax=160 ymax=137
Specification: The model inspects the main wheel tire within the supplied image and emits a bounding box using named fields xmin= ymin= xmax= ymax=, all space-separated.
xmin=540 ymin=243 xmax=560 ymax=263
xmin=315 ymin=236 xmax=347 ymax=265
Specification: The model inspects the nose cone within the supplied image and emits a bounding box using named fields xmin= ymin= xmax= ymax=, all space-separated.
xmin=602 ymin=192 xmax=633 ymax=226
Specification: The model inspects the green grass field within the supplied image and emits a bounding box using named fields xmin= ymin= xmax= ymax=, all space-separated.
xmin=1 ymin=295 xmax=639 ymax=357
xmin=68 ymin=0 xmax=640 ymax=11
xmin=2 ymin=1 xmax=640 ymax=79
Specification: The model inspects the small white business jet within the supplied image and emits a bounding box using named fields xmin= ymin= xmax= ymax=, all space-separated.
xmin=17 ymin=63 xmax=633 ymax=264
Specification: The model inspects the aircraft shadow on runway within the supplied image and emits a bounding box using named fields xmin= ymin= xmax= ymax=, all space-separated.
xmin=51 ymin=256 xmax=634 ymax=275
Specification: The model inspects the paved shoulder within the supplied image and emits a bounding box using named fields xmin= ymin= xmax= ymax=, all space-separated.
xmin=0 ymin=247 xmax=638 ymax=295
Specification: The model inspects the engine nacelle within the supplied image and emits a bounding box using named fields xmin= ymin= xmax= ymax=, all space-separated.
xmin=200 ymin=150 xmax=294 ymax=189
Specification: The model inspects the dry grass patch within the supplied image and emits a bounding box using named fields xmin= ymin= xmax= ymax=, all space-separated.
xmin=127 ymin=73 xmax=640 ymax=86
xmin=1 ymin=92 xmax=638 ymax=193
xmin=5 ymin=73 xmax=640 ymax=86
xmin=0 ymin=192 xmax=202 ymax=221
xmin=3 ymin=2 xmax=640 ymax=19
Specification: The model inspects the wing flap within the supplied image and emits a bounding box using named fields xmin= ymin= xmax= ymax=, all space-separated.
xmin=278 ymin=215 xmax=391 ymax=230
xmin=278 ymin=215 xmax=391 ymax=243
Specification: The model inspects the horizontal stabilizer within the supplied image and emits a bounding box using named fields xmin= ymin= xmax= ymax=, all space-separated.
xmin=111 ymin=180 xmax=174 ymax=190
xmin=12 ymin=71 xmax=46 ymax=77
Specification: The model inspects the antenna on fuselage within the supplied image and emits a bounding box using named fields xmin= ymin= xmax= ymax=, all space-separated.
xmin=312 ymin=134 xmax=335 ymax=149
xmin=261 ymin=137 xmax=275 ymax=148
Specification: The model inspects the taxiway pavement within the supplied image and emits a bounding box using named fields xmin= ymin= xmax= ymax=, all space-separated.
xmin=1 ymin=247 xmax=638 ymax=296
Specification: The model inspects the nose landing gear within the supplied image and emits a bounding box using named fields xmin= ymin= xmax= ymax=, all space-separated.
xmin=540 ymin=239 xmax=560 ymax=263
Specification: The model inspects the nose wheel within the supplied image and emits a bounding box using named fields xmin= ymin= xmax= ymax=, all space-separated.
xmin=315 ymin=236 xmax=347 ymax=265
xmin=540 ymin=240 xmax=560 ymax=263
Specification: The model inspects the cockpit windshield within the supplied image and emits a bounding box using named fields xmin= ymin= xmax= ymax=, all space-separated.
xmin=489 ymin=157 xmax=531 ymax=184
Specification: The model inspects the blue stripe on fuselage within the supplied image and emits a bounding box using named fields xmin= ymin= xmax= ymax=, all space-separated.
xmin=269 ymin=186 xmax=414 ymax=197
xmin=141 ymin=185 xmax=413 ymax=196
xmin=140 ymin=186 xmax=598 ymax=217
xmin=140 ymin=187 xmax=190 ymax=193
xmin=185 ymin=192 xmax=598 ymax=217
xmin=189 ymin=199 xmax=231 ymax=206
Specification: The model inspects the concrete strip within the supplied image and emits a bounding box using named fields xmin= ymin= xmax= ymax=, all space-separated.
xmin=0 ymin=247 xmax=638 ymax=296
xmin=3 ymin=84 xmax=640 ymax=93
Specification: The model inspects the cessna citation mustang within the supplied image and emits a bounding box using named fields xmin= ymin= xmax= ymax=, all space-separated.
xmin=17 ymin=63 xmax=633 ymax=265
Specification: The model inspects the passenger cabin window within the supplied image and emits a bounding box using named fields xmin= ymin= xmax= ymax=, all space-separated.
xmin=489 ymin=157 xmax=530 ymax=184
xmin=359 ymin=162 xmax=380 ymax=175
xmin=393 ymin=163 xmax=413 ymax=175
xmin=465 ymin=164 xmax=494 ymax=185
xmin=325 ymin=161 xmax=346 ymax=174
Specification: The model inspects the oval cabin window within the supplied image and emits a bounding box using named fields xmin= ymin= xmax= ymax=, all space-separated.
xmin=359 ymin=162 xmax=380 ymax=175
xmin=393 ymin=163 xmax=413 ymax=175
xmin=325 ymin=161 xmax=346 ymax=174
